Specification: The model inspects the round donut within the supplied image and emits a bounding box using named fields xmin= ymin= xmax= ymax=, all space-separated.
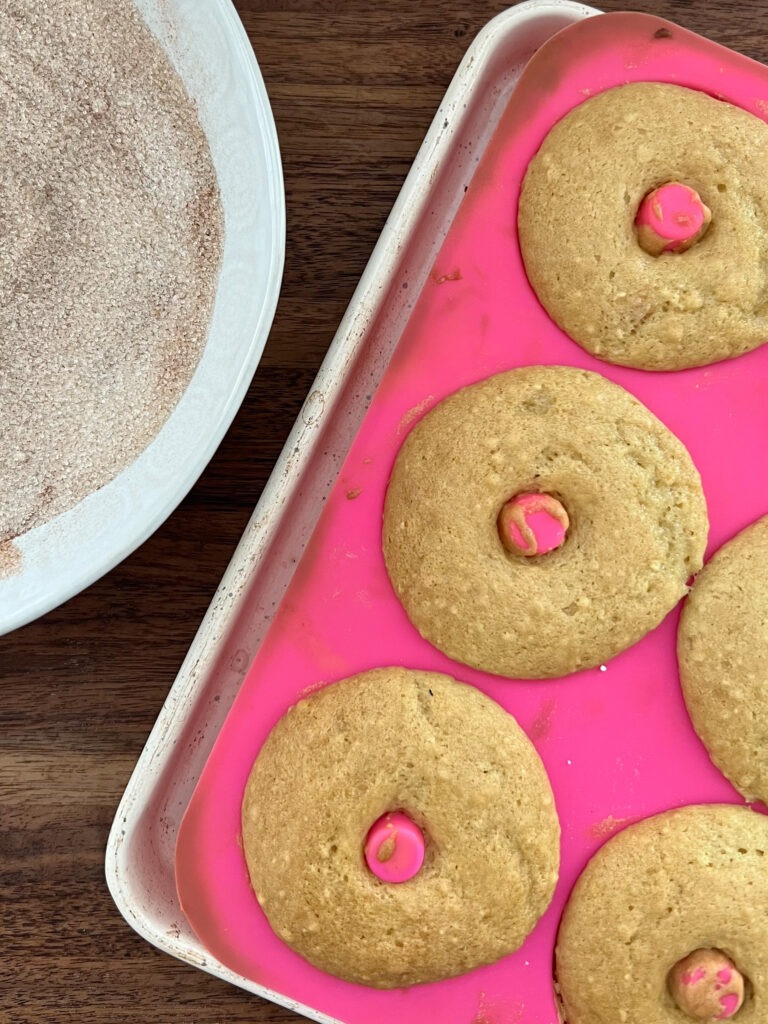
xmin=382 ymin=366 xmax=708 ymax=679
xmin=556 ymin=804 xmax=768 ymax=1024
xmin=241 ymin=667 xmax=560 ymax=988
xmin=518 ymin=82 xmax=768 ymax=370
xmin=678 ymin=515 xmax=768 ymax=804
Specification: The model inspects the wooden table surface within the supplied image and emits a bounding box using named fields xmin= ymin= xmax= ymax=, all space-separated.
xmin=1 ymin=1 xmax=765 ymax=1021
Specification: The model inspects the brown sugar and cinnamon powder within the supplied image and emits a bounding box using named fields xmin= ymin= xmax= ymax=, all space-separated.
xmin=0 ymin=0 xmax=223 ymax=553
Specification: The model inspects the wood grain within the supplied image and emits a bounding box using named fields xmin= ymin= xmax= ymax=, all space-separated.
xmin=1 ymin=2 xmax=766 ymax=1021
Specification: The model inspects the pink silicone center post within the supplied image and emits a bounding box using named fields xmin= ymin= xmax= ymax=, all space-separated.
xmin=668 ymin=949 xmax=745 ymax=1021
xmin=635 ymin=182 xmax=711 ymax=254
xmin=498 ymin=492 xmax=569 ymax=556
xmin=364 ymin=812 xmax=424 ymax=884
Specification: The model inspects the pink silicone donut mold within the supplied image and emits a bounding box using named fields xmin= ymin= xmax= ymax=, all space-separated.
xmin=176 ymin=13 xmax=768 ymax=1024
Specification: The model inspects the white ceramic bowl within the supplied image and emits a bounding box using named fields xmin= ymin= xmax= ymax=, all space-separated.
xmin=0 ymin=0 xmax=285 ymax=636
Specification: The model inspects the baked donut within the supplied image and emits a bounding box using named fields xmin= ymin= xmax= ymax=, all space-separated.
xmin=518 ymin=82 xmax=768 ymax=370
xmin=241 ymin=667 xmax=560 ymax=988
xmin=383 ymin=366 xmax=708 ymax=679
xmin=556 ymin=804 xmax=768 ymax=1024
xmin=678 ymin=515 xmax=768 ymax=804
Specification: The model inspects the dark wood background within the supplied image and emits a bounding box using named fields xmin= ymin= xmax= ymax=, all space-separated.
xmin=1 ymin=1 xmax=763 ymax=1021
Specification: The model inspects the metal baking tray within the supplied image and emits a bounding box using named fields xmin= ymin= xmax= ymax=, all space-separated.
xmin=103 ymin=2 xmax=661 ymax=1018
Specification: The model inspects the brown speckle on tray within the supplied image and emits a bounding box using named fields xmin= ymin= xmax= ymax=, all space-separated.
xmin=229 ymin=648 xmax=251 ymax=675
xmin=654 ymin=27 xmax=673 ymax=39
xmin=432 ymin=267 xmax=463 ymax=284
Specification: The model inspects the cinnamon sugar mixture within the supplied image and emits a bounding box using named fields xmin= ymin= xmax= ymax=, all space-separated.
xmin=0 ymin=0 xmax=223 ymax=544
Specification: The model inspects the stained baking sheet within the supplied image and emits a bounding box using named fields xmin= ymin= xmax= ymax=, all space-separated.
xmin=103 ymin=3 xmax=768 ymax=1021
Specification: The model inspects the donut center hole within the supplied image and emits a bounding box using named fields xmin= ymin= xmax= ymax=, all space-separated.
xmin=667 ymin=948 xmax=746 ymax=1020
xmin=498 ymin=492 xmax=569 ymax=557
xmin=364 ymin=811 xmax=424 ymax=883
xmin=635 ymin=182 xmax=711 ymax=256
